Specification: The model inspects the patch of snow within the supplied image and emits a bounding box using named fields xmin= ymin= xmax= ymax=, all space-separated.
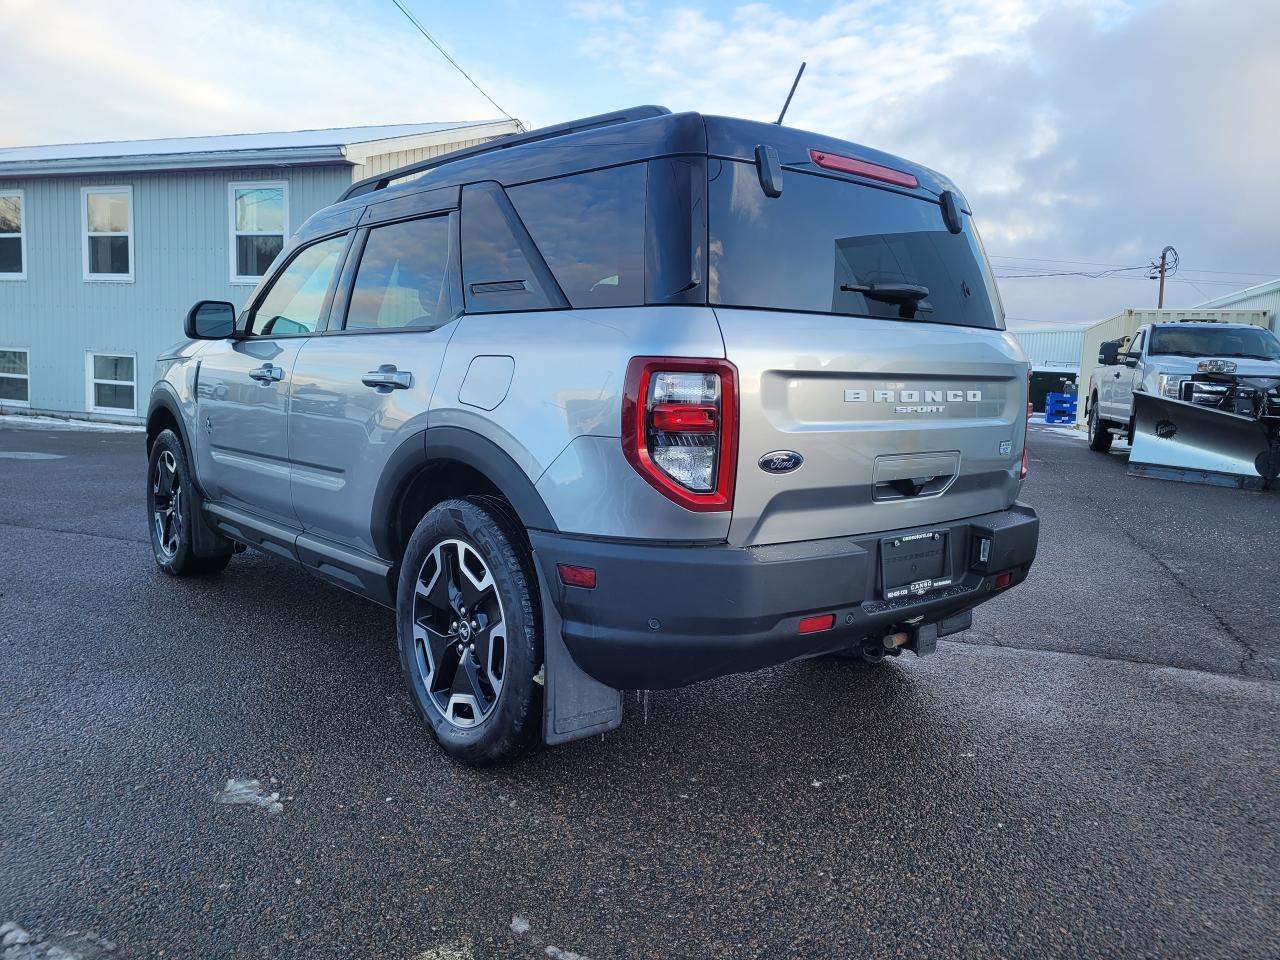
xmin=0 ymin=414 xmax=143 ymax=433
xmin=1 ymin=922 xmax=116 ymax=959
xmin=545 ymin=948 xmax=593 ymax=960
xmin=0 ymin=452 xmax=65 ymax=460
xmin=415 ymin=944 xmax=474 ymax=960
xmin=215 ymin=778 xmax=283 ymax=815
xmin=510 ymin=916 xmax=531 ymax=936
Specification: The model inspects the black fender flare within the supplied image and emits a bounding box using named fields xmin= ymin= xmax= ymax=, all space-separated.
xmin=370 ymin=425 xmax=558 ymax=561
xmin=145 ymin=384 xmax=232 ymax=557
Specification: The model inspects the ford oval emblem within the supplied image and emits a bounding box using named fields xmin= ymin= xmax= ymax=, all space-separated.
xmin=759 ymin=450 xmax=804 ymax=474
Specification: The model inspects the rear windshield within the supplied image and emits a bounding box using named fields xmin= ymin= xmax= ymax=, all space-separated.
xmin=1149 ymin=326 xmax=1280 ymax=360
xmin=708 ymin=160 xmax=1003 ymax=329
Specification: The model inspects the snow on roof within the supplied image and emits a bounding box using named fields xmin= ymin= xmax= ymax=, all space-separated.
xmin=0 ymin=120 xmax=519 ymax=175
xmin=1194 ymin=277 xmax=1280 ymax=309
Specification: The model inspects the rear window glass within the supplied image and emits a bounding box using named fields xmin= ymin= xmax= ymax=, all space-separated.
xmin=345 ymin=214 xmax=456 ymax=332
xmin=508 ymin=164 xmax=646 ymax=308
xmin=709 ymin=160 xmax=1003 ymax=329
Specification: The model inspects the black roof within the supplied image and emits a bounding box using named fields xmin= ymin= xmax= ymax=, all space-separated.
xmin=302 ymin=106 xmax=964 ymax=240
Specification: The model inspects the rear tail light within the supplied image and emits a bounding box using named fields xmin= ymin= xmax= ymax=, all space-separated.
xmin=623 ymin=357 xmax=738 ymax=512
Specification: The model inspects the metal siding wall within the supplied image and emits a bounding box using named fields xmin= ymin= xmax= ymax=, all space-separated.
xmin=0 ymin=164 xmax=352 ymax=420
xmin=355 ymin=137 xmax=491 ymax=177
xmin=1009 ymin=329 xmax=1084 ymax=366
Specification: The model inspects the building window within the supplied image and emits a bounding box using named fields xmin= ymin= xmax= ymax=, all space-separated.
xmin=0 ymin=348 xmax=30 ymax=406
xmin=86 ymin=353 xmax=136 ymax=415
xmin=229 ymin=181 xmax=288 ymax=283
xmin=82 ymin=186 xmax=133 ymax=281
xmin=0 ymin=191 xmax=25 ymax=279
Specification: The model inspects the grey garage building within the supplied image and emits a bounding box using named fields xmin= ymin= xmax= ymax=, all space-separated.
xmin=0 ymin=119 xmax=520 ymax=421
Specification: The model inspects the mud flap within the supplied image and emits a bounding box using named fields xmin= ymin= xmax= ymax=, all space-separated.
xmin=1128 ymin=392 xmax=1278 ymax=490
xmin=534 ymin=564 xmax=623 ymax=746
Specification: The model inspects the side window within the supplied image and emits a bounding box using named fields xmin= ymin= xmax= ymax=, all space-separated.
xmin=507 ymin=164 xmax=646 ymax=308
xmin=1128 ymin=331 xmax=1144 ymax=357
xmin=344 ymin=214 xmax=457 ymax=332
xmin=249 ymin=233 xmax=348 ymax=337
xmin=460 ymin=182 xmax=565 ymax=314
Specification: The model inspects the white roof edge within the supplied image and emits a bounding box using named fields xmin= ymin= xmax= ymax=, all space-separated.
xmin=0 ymin=146 xmax=352 ymax=177
xmin=0 ymin=120 xmax=520 ymax=178
xmin=1193 ymin=277 xmax=1280 ymax=308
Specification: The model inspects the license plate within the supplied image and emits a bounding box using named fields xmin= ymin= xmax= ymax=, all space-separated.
xmin=881 ymin=530 xmax=951 ymax=600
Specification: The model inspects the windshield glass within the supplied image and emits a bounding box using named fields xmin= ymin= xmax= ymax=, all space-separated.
xmin=708 ymin=160 xmax=1003 ymax=329
xmin=1148 ymin=326 xmax=1280 ymax=360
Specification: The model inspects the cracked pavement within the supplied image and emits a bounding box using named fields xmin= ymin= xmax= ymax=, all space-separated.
xmin=0 ymin=421 xmax=1276 ymax=959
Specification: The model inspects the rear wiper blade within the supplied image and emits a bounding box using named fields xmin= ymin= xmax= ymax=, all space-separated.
xmin=840 ymin=281 xmax=930 ymax=304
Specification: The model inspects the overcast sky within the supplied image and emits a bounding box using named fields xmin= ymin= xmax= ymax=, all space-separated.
xmin=3 ymin=0 xmax=1275 ymax=327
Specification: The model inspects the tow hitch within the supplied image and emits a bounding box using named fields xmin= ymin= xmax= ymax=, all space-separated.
xmin=1129 ymin=372 xmax=1280 ymax=491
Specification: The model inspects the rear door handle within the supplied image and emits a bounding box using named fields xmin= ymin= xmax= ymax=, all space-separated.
xmin=361 ymin=364 xmax=413 ymax=391
xmin=249 ymin=364 xmax=285 ymax=384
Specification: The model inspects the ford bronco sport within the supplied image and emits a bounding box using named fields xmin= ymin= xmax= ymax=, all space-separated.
xmin=146 ymin=106 xmax=1039 ymax=765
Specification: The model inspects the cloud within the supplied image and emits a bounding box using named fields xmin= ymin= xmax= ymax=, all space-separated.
xmin=570 ymin=0 xmax=1278 ymax=325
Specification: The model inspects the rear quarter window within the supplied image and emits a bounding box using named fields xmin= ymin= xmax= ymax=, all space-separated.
xmin=507 ymin=164 xmax=646 ymax=309
xmin=709 ymin=160 xmax=1003 ymax=330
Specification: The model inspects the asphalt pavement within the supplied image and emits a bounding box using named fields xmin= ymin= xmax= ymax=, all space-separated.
xmin=0 ymin=419 xmax=1276 ymax=960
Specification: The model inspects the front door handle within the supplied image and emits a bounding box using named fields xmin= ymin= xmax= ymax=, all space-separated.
xmin=1113 ymin=371 xmax=1122 ymax=379
xmin=361 ymin=364 xmax=413 ymax=391
xmin=249 ymin=364 xmax=285 ymax=384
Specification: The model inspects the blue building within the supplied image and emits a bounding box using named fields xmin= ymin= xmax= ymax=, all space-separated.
xmin=0 ymin=120 xmax=519 ymax=421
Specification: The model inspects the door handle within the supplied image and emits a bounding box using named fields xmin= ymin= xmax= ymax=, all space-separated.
xmin=361 ymin=364 xmax=413 ymax=391
xmin=1113 ymin=371 xmax=1121 ymax=379
xmin=249 ymin=364 xmax=285 ymax=384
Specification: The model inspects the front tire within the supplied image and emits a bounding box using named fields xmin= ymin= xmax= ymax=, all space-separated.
xmin=396 ymin=497 xmax=542 ymax=766
xmin=1087 ymin=401 xmax=1114 ymax=452
xmin=147 ymin=429 xmax=232 ymax=576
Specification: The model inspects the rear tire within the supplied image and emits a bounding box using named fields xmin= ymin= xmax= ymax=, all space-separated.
xmin=147 ymin=429 xmax=232 ymax=576
xmin=1087 ymin=401 xmax=1114 ymax=452
xmin=396 ymin=497 xmax=542 ymax=766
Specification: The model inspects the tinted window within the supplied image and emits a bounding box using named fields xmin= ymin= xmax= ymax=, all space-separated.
xmin=1149 ymin=325 xmax=1280 ymax=360
xmin=461 ymin=182 xmax=564 ymax=314
xmin=345 ymin=215 xmax=457 ymax=332
xmin=508 ymin=165 xmax=646 ymax=308
xmin=250 ymin=233 xmax=347 ymax=336
xmin=709 ymin=161 xmax=1002 ymax=329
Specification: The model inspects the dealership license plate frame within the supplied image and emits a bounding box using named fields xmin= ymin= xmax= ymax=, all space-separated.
xmin=880 ymin=529 xmax=953 ymax=600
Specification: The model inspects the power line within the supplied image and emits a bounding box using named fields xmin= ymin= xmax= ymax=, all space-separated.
xmin=388 ymin=0 xmax=516 ymax=123
xmin=990 ymin=254 xmax=1273 ymax=280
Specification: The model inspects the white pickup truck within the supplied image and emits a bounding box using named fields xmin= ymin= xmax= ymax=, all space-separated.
xmin=1085 ymin=320 xmax=1280 ymax=452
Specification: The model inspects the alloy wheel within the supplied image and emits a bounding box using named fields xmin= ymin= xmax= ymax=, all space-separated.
xmin=411 ymin=538 xmax=507 ymax=729
xmin=152 ymin=450 xmax=183 ymax=560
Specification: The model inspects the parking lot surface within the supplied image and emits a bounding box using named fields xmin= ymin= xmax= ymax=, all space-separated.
xmin=1 ymin=421 xmax=1276 ymax=959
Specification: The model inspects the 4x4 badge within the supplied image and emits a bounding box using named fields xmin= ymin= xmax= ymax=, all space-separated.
xmin=759 ymin=451 xmax=803 ymax=474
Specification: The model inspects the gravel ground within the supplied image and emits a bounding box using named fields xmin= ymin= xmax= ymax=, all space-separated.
xmin=0 ymin=421 xmax=1275 ymax=960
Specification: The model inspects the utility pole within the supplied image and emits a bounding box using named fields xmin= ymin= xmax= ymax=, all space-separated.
xmin=1149 ymin=245 xmax=1178 ymax=308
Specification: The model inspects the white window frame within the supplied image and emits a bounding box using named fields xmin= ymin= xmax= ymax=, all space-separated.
xmin=0 ymin=346 xmax=30 ymax=408
xmin=81 ymin=185 xmax=134 ymax=282
xmin=85 ymin=351 xmax=138 ymax=416
xmin=228 ymin=180 xmax=289 ymax=284
xmin=0 ymin=189 xmax=25 ymax=280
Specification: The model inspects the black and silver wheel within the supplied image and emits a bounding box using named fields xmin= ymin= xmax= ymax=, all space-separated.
xmin=1087 ymin=401 xmax=1113 ymax=452
xmin=146 ymin=429 xmax=232 ymax=576
xmin=397 ymin=498 xmax=542 ymax=765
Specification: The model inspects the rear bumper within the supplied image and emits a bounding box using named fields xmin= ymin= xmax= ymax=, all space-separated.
xmin=530 ymin=503 xmax=1039 ymax=689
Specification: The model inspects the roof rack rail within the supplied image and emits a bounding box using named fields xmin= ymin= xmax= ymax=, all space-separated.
xmin=339 ymin=105 xmax=672 ymax=201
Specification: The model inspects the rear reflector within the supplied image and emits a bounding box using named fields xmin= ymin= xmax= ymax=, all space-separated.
xmin=557 ymin=563 xmax=597 ymax=589
xmin=993 ymin=571 xmax=1013 ymax=589
xmin=798 ymin=614 xmax=835 ymax=634
xmin=809 ymin=149 xmax=919 ymax=188
xmin=1019 ymin=448 xmax=1029 ymax=481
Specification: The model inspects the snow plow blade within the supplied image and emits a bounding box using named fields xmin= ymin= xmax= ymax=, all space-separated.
xmin=1128 ymin=389 xmax=1280 ymax=491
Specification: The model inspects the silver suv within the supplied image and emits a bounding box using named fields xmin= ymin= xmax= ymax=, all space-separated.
xmin=146 ymin=106 xmax=1039 ymax=765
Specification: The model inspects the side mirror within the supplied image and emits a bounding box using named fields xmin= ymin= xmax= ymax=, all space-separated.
xmin=1123 ymin=353 xmax=1140 ymax=367
xmin=185 ymin=300 xmax=236 ymax=340
xmin=1098 ymin=341 xmax=1120 ymax=366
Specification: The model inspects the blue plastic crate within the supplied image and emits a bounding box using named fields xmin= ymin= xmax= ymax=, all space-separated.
xmin=1044 ymin=392 xmax=1077 ymax=424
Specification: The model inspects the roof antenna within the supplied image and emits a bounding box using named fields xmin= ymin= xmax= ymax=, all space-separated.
xmin=775 ymin=62 xmax=806 ymax=125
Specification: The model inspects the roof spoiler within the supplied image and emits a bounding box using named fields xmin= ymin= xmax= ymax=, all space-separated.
xmin=339 ymin=105 xmax=672 ymax=201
